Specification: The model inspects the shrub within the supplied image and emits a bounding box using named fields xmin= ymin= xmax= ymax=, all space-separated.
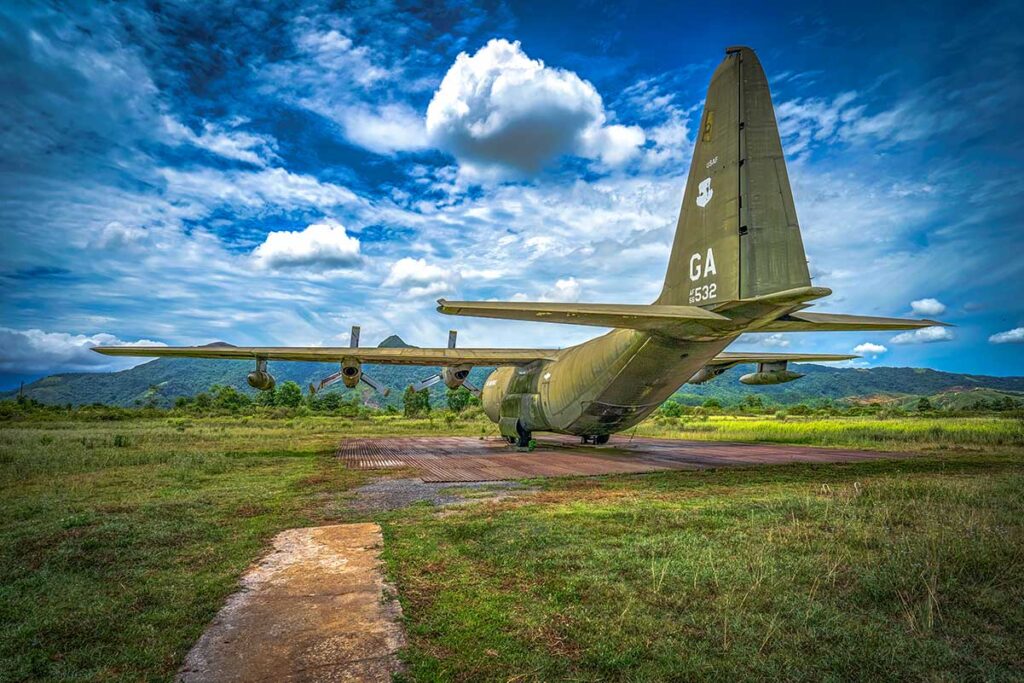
xmin=446 ymin=386 xmax=473 ymax=413
xmin=403 ymin=386 xmax=431 ymax=417
xmin=660 ymin=400 xmax=684 ymax=418
xmin=276 ymin=381 xmax=303 ymax=408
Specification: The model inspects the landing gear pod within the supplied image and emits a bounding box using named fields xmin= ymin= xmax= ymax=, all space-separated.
xmin=739 ymin=361 xmax=804 ymax=385
xmin=246 ymin=359 xmax=275 ymax=391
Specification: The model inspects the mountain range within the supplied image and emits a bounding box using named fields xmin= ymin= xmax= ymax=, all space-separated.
xmin=4 ymin=336 xmax=1023 ymax=409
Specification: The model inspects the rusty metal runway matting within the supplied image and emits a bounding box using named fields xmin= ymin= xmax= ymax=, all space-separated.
xmin=337 ymin=435 xmax=907 ymax=483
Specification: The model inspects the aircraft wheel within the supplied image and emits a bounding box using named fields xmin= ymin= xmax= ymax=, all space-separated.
xmin=593 ymin=434 xmax=610 ymax=445
xmin=515 ymin=421 xmax=532 ymax=448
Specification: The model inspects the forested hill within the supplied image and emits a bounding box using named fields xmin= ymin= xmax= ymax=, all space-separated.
xmin=672 ymin=363 xmax=1024 ymax=406
xmin=4 ymin=339 xmax=1023 ymax=408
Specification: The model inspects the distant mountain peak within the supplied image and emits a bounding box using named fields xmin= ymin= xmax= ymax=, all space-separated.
xmin=377 ymin=335 xmax=414 ymax=348
xmin=202 ymin=342 xmax=237 ymax=348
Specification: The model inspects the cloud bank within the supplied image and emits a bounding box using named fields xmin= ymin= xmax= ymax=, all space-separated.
xmin=0 ymin=328 xmax=163 ymax=374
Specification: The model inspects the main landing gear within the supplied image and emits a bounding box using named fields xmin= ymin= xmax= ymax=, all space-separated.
xmin=581 ymin=434 xmax=610 ymax=445
xmin=504 ymin=420 xmax=533 ymax=448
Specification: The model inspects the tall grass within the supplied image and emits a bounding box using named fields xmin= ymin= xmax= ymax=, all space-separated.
xmin=636 ymin=416 xmax=1024 ymax=450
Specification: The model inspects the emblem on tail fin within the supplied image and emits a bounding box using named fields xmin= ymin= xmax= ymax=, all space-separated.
xmin=695 ymin=177 xmax=713 ymax=207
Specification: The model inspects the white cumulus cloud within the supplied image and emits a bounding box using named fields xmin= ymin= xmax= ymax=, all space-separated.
xmin=0 ymin=328 xmax=164 ymax=374
xmin=853 ymin=342 xmax=887 ymax=357
xmin=425 ymin=39 xmax=644 ymax=175
xmin=252 ymin=220 xmax=361 ymax=270
xmin=989 ymin=327 xmax=1024 ymax=344
xmin=890 ymin=326 xmax=954 ymax=345
xmin=543 ymin=277 xmax=582 ymax=302
xmin=910 ymin=297 xmax=947 ymax=316
xmin=383 ymin=257 xmax=458 ymax=297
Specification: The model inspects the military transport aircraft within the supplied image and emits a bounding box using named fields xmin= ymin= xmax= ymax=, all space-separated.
xmin=96 ymin=46 xmax=947 ymax=446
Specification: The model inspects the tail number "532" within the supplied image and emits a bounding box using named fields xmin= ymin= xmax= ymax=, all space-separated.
xmin=689 ymin=283 xmax=717 ymax=303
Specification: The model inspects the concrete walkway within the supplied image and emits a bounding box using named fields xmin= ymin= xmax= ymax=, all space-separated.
xmin=178 ymin=523 xmax=405 ymax=682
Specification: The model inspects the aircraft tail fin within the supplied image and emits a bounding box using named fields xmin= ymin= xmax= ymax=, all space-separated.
xmin=658 ymin=46 xmax=810 ymax=307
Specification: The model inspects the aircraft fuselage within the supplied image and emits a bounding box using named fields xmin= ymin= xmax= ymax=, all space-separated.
xmin=481 ymin=328 xmax=734 ymax=439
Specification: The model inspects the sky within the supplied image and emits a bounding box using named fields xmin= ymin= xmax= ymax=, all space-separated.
xmin=1 ymin=0 xmax=1022 ymax=390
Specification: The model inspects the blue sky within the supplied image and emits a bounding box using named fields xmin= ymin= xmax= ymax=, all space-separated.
xmin=1 ymin=0 xmax=1022 ymax=389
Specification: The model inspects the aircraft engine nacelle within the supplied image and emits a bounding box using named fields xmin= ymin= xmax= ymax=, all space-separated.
xmin=687 ymin=366 xmax=726 ymax=384
xmin=739 ymin=361 xmax=803 ymax=385
xmin=246 ymin=370 xmax=276 ymax=391
xmin=341 ymin=357 xmax=362 ymax=388
xmin=442 ymin=364 xmax=473 ymax=390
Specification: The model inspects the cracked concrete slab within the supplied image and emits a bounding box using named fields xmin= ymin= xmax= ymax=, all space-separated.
xmin=348 ymin=477 xmax=536 ymax=512
xmin=178 ymin=523 xmax=404 ymax=682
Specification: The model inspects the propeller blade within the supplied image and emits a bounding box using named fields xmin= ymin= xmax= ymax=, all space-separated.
xmin=360 ymin=373 xmax=391 ymax=397
xmin=448 ymin=329 xmax=457 ymax=349
xmin=315 ymin=370 xmax=345 ymax=392
xmin=308 ymin=383 xmax=317 ymax=396
xmin=411 ymin=374 xmax=442 ymax=392
xmin=463 ymin=379 xmax=481 ymax=397
xmin=350 ymin=325 xmax=360 ymax=348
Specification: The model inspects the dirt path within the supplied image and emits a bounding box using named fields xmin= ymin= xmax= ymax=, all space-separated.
xmin=178 ymin=523 xmax=404 ymax=682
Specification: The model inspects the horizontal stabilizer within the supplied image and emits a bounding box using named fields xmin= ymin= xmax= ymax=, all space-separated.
xmin=437 ymin=299 xmax=728 ymax=333
xmin=755 ymin=311 xmax=949 ymax=333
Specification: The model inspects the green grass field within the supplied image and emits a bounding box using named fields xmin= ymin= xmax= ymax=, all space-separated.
xmin=636 ymin=414 xmax=1024 ymax=450
xmin=2 ymin=414 xmax=1022 ymax=681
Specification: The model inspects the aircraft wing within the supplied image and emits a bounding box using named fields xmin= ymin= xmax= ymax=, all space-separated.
xmin=92 ymin=345 xmax=559 ymax=366
xmin=753 ymin=311 xmax=948 ymax=332
xmin=707 ymin=351 xmax=857 ymax=367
